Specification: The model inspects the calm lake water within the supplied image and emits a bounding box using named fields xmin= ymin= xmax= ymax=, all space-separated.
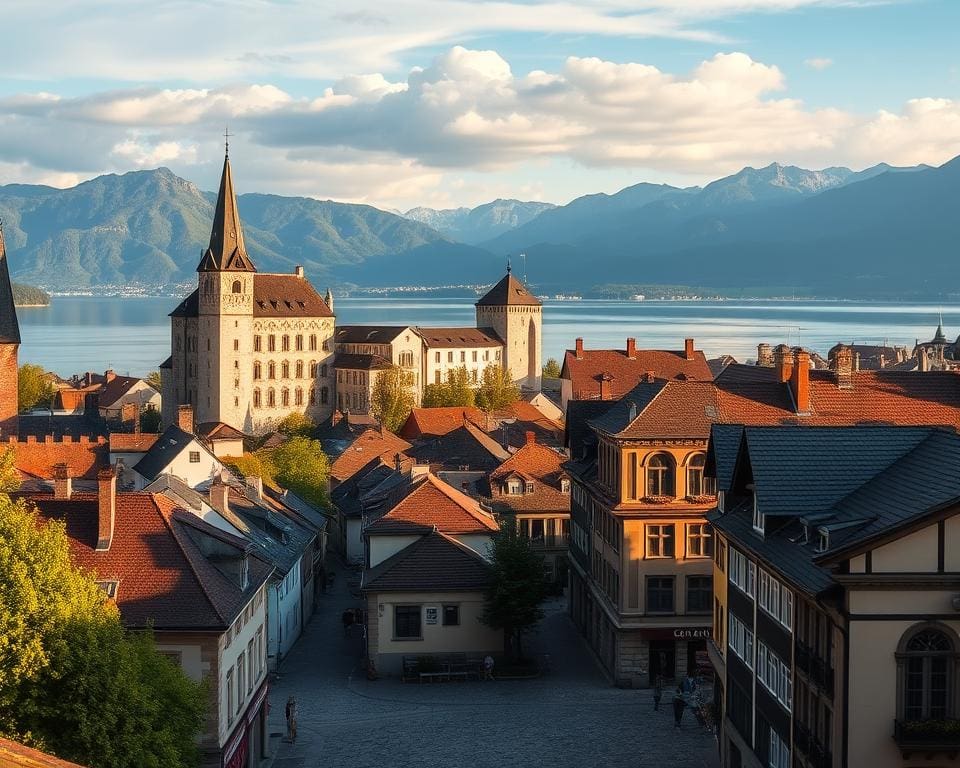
xmin=17 ymin=296 xmax=959 ymax=378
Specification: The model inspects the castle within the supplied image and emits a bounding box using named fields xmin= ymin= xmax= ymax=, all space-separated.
xmin=162 ymin=153 xmax=542 ymax=435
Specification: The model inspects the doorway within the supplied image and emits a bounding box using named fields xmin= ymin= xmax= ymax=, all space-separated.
xmin=649 ymin=640 xmax=676 ymax=683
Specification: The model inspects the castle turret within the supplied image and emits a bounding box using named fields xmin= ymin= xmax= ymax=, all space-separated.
xmin=0 ymin=224 xmax=20 ymax=435
xmin=475 ymin=265 xmax=542 ymax=391
xmin=325 ymin=287 xmax=334 ymax=313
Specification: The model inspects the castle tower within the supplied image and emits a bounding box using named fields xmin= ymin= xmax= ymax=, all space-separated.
xmin=0 ymin=225 xmax=20 ymax=435
xmin=195 ymin=151 xmax=255 ymax=427
xmin=475 ymin=265 xmax=542 ymax=391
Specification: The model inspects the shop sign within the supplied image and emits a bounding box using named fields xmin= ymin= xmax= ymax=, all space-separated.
xmin=246 ymin=680 xmax=269 ymax=725
xmin=642 ymin=627 xmax=712 ymax=640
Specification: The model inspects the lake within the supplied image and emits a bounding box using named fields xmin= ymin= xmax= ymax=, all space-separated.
xmin=16 ymin=296 xmax=957 ymax=378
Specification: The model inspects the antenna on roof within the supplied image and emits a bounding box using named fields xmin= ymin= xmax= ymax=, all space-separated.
xmin=224 ymin=125 xmax=232 ymax=158
xmin=506 ymin=257 xmax=511 ymax=275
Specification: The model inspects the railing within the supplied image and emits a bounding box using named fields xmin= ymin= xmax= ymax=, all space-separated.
xmin=528 ymin=535 xmax=570 ymax=550
xmin=894 ymin=719 xmax=960 ymax=754
xmin=796 ymin=640 xmax=835 ymax=699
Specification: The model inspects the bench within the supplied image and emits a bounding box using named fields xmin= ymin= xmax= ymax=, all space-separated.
xmin=400 ymin=654 xmax=484 ymax=682
xmin=401 ymin=656 xmax=420 ymax=683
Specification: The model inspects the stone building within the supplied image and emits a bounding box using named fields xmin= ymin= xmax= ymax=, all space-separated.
xmin=162 ymin=153 xmax=335 ymax=435
xmin=0 ymin=225 xmax=20 ymax=436
xmin=474 ymin=268 xmax=542 ymax=391
xmin=333 ymin=326 xmax=423 ymax=413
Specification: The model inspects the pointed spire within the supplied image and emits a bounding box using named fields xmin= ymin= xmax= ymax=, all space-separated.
xmin=324 ymin=287 xmax=334 ymax=312
xmin=197 ymin=151 xmax=255 ymax=273
xmin=934 ymin=312 xmax=947 ymax=344
xmin=0 ymin=222 xmax=22 ymax=344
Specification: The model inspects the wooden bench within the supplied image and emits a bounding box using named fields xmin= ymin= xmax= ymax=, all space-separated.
xmin=401 ymin=656 xmax=420 ymax=683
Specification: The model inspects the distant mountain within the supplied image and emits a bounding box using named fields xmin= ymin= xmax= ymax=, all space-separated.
xmin=403 ymin=199 xmax=555 ymax=244
xmin=0 ymin=168 xmax=456 ymax=288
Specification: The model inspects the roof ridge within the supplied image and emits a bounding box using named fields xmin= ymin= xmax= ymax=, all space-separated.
xmin=424 ymin=474 xmax=499 ymax=530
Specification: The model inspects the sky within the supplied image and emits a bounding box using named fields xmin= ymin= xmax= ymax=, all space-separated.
xmin=0 ymin=0 xmax=958 ymax=210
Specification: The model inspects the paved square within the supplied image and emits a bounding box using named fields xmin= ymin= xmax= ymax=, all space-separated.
xmin=266 ymin=562 xmax=719 ymax=768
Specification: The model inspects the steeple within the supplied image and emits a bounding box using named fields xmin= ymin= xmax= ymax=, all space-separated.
xmin=934 ymin=313 xmax=946 ymax=344
xmin=325 ymin=287 xmax=334 ymax=312
xmin=0 ymin=223 xmax=21 ymax=345
xmin=197 ymin=152 xmax=255 ymax=273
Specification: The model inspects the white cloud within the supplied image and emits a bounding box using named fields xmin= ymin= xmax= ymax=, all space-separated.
xmin=804 ymin=57 xmax=834 ymax=70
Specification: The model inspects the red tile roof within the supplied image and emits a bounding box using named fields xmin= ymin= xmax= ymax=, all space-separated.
xmin=488 ymin=440 xmax=569 ymax=513
xmin=196 ymin=421 xmax=246 ymax=441
xmin=17 ymin=491 xmax=271 ymax=630
xmin=362 ymin=530 xmax=492 ymax=593
xmin=97 ymin=375 xmax=148 ymax=408
xmin=475 ymin=272 xmax=541 ymax=307
xmin=0 ymin=737 xmax=88 ymax=768
xmin=416 ymin=327 xmax=502 ymax=348
xmin=171 ymin=273 xmax=333 ymax=319
xmin=366 ymin=474 xmax=498 ymax=535
xmin=109 ymin=433 xmax=159 ymax=453
xmin=399 ymin=407 xmax=486 ymax=439
xmin=11 ymin=437 xmax=108 ymax=480
xmin=562 ymin=345 xmax=713 ymax=402
xmin=329 ymin=427 xmax=412 ymax=483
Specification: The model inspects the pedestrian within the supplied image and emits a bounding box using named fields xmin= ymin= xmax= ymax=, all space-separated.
xmin=342 ymin=609 xmax=354 ymax=636
xmin=285 ymin=696 xmax=298 ymax=743
xmin=682 ymin=672 xmax=698 ymax=697
xmin=653 ymin=674 xmax=663 ymax=711
xmin=483 ymin=654 xmax=495 ymax=681
xmin=672 ymin=685 xmax=686 ymax=728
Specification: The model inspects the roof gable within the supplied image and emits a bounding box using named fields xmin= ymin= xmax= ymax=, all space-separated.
xmin=366 ymin=474 xmax=498 ymax=535
xmin=363 ymin=530 xmax=492 ymax=592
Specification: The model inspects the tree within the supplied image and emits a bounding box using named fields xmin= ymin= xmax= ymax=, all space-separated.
xmin=222 ymin=452 xmax=279 ymax=491
xmin=270 ymin=437 xmax=331 ymax=508
xmin=421 ymin=366 xmax=475 ymax=408
xmin=370 ymin=366 xmax=415 ymax=433
xmin=276 ymin=412 xmax=315 ymax=439
xmin=139 ymin=406 xmax=161 ymax=434
xmin=17 ymin=364 xmax=55 ymax=412
xmin=0 ymin=494 xmax=205 ymax=767
xmin=144 ymin=371 xmax=163 ymax=392
xmin=542 ymin=358 xmax=561 ymax=379
xmin=0 ymin=448 xmax=18 ymax=493
xmin=476 ymin=364 xmax=520 ymax=411
xmin=480 ymin=522 xmax=546 ymax=661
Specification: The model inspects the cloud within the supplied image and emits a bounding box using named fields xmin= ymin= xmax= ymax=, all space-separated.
xmin=804 ymin=57 xmax=833 ymax=70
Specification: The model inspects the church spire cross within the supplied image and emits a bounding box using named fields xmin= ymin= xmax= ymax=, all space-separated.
xmin=506 ymin=257 xmax=511 ymax=275
xmin=224 ymin=126 xmax=232 ymax=158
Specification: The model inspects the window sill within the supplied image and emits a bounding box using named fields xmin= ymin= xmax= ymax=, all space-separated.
xmin=392 ymin=636 xmax=424 ymax=642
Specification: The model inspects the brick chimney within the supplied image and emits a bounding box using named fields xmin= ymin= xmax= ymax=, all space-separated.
xmin=53 ymin=463 xmax=72 ymax=500
xmin=684 ymin=338 xmax=695 ymax=361
xmin=756 ymin=343 xmax=773 ymax=367
xmin=774 ymin=345 xmax=793 ymax=383
xmin=833 ymin=345 xmax=854 ymax=389
xmin=177 ymin=404 xmax=194 ymax=433
xmin=575 ymin=338 xmax=584 ymax=360
xmin=525 ymin=430 xmax=536 ymax=445
xmin=791 ymin=348 xmax=810 ymax=413
xmin=598 ymin=372 xmax=613 ymax=400
xmin=644 ymin=371 xmax=656 ymax=383
xmin=245 ymin=475 xmax=263 ymax=501
xmin=209 ymin=481 xmax=230 ymax=515
xmin=95 ymin=467 xmax=117 ymax=551
xmin=104 ymin=369 xmax=116 ymax=384
xmin=626 ymin=338 xmax=637 ymax=360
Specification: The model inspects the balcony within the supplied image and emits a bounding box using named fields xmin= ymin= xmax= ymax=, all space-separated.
xmin=894 ymin=719 xmax=960 ymax=759
xmin=796 ymin=641 xmax=834 ymax=698
xmin=528 ymin=535 xmax=569 ymax=550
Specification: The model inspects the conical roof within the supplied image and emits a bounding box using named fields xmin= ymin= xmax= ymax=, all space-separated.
xmin=475 ymin=269 xmax=541 ymax=307
xmin=197 ymin=155 xmax=255 ymax=273
xmin=0 ymin=226 xmax=21 ymax=344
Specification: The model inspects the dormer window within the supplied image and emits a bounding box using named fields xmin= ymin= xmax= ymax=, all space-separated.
xmin=560 ymin=478 xmax=570 ymax=494
xmin=817 ymin=531 xmax=829 ymax=553
xmin=506 ymin=480 xmax=522 ymax=495
xmin=525 ymin=482 xmax=535 ymax=493
xmin=752 ymin=495 xmax=765 ymax=536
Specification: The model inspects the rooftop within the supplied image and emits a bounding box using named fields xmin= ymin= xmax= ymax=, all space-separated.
xmin=362 ymin=530 xmax=492 ymax=593
xmin=366 ymin=473 xmax=498 ymax=536
xmin=415 ymin=327 xmax=502 ymax=348
xmin=475 ymin=270 xmax=542 ymax=308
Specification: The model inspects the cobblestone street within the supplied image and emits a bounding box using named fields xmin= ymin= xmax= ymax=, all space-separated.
xmin=266 ymin=559 xmax=719 ymax=768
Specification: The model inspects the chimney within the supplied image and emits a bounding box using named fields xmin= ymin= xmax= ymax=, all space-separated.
xmin=53 ymin=463 xmax=72 ymax=500
xmin=833 ymin=345 xmax=854 ymax=389
xmin=394 ymin=452 xmax=402 ymax=472
xmin=245 ymin=475 xmax=263 ymax=501
xmin=598 ymin=372 xmax=613 ymax=400
xmin=853 ymin=352 xmax=861 ymax=372
xmin=209 ymin=481 xmax=230 ymax=515
xmin=177 ymin=404 xmax=194 ymax=434
xmin=774 ymin=345 xmax=793 ymax=383
xmin=644 ymin=371 xmax=656 ymax=383
xmin=104 ymin=369 xmax=116 ymax=384
xmin=294 ymin=265 xmax=304 ymax=278
xmin=575 ymin=338 xmax=584 ymax=360
xmin=626 ymin=338 xmax=637 ymax=360
xmin=96 ymin=467 xmax=117 ymax=551
xmin=878 ymin=353 xmax=884 ymax=370
xmin=331 ymin=409 xmax=343 ymax=427
xmin=790 ymin=348 xmax=810 ymax=413
xmin=756 ymin=343 xmax=773 ymax=367
xmin=525 ymin=430 xmax=536 ymax=446
xmin=684 ymin=338 xmax=695 ymax=361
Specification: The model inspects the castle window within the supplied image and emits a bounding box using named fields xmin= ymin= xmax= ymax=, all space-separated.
xmin=267 ymin=389 xmax=276 ymax=407
xmin=495 ymin=350 xmax=501 ymax=361
xmin=447 ymin=351 xmax=454 ymax=363
xmin=232 ymin=280 xmax=241 ymax=294
xmin=322 ymin=339 xmax=329 ymax=352
xmin=310 ymin=362 xmax=318 ymax=378
xmin=435 ymin=351 xmax=440 ymax=363
xmin=268 ymin=362 xmax=276 ymax=380
xmin=281 ymin=361 xmax=289 ymax=379
xmin=207 ymin=339 xmax=210 ymax=351
xmin=484 ymin=350 xmax=489 ymax=361
xmin=253 ymin=389 xmax=261 ymax=408
xmin=435 ymin=370 xmax=441 ymax=385
xmin=898 ymin=624 xmax=958 ymax=722
xmin=254 ymin=335 xmax=261 ymax=352
xmin=281 ymin=389 xmax=289 ymax=407
xmin=295 ymin=335 xmax=303 ymax=352
xmin=646 ymin=454 xmax=675 ymax=497
xmin=309 ymin=388 xmax=316 ymax=405
xmin=309 ymin=335 xmax=317 ymax=351
xmin=282 ymin=335 xmax=290 ymax=352
xmin=295 ymin=388 xmax=303 ymax=406
xmin=253 ymin=362 xmax=261 ymax=380
xmin=233 ymin=339 xmax=239 ymax=351
xmin=321 ymin=387 xmax=328 ymax=405
xmin=472 ymin=351 xmax=478 ymax=362
xmin=295 ymin=361 xmax=303 ymax=379
xmin=686 ymin=453 xmax=711 ymax=497
xmin=460 ymin=351 xmax=465 ymax=363
xmin=268 ymin=335 xmax=276 ymax=352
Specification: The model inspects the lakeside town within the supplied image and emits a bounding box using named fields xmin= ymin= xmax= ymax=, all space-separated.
xmin=3 ymin=151 xmax=960 ymax=768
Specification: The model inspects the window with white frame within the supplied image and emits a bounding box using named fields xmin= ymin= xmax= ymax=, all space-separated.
xmin=686 ymin=523 xmax=713 ymax=558
xmin=226 ymin=667 xmax=235 ymax=724
xmin=729 ymin=547 xmax=755 ymax=598
xmin=769 ymin=728 xmax=790 ymax=768
xmin=759 ymin=569 xmax=793 ymax=632
xmin=728 ymin=612 xmax=754 ymax=669
xmin=752 ymin=495 xmax=765 ymax=534
xmin=645 ymin=524 xmax=675 ymax=558
xmin=757 ymin=641 xmax=792 ymax=712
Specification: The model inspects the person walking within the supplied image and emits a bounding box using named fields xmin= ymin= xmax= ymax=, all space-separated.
xmin=653 ymin=674 xmax=663 ymax=711
xmin=285 ymin=696 xmax=298 ymax=743
xmin=672 ymin=685 xmax=686 ymax=728
xmin=483 ymin=655 xmax=495 ymax=681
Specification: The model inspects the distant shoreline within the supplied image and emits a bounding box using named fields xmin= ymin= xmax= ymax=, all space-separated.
xmin=14 ymin=303 xmax=49 ymax=308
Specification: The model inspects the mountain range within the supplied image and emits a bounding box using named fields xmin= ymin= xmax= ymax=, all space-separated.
xmin=0 ymin=156 xmax=955 ymax=298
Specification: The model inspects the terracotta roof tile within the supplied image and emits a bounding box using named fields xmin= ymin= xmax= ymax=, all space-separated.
xmin=399 ymin=407 xmax=486 ymax=439
xmin=366 ymin=474 xmax=498 ymax=535
xmin=96 ymin=375 xmax=147 ymax=407
xmin=0 ymin=736 xmax=87 ymax=768
xmin=475 ymin=272 xmax=542 ymax=307
xmin=416 ymin=327 xmax=502 ymax=348
xmin=328 ymin=427 xmax=412 ymax=483
xmin=196 ymin=421 xmax=246 ymax=441
xmin=363 ymin=530 xmax=492 ymax=592
xmin=171 ymin=273 xmax=333 ymax=320
xmin=487 ymin=440 xmax=570 ymax=513
xmin=108 ymin=433 xmax=160 ymax=453
xmin=12 ymin=437 xmax=108 ymax=480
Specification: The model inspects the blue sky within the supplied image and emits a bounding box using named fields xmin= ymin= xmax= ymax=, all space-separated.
xmin=0 ymin=0 xmax=957 ymax=209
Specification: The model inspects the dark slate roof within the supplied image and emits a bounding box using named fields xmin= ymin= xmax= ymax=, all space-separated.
xmin=197 ymin=155 xmax=255 ymax=273
xmin=133 ymin=424 xmax=206 ymax=481
xmin=565 ymin=399 xmax=612 ymax=456
xmin=362 ymin=530 xmax=492 ymax=593
xmin=587 ymin=380 xmax=667 ymax=435
xmin=18 ymin=413 xmax=108 ymax=440
xmin=475 ymin=271 xmax=541 ymax=307
xmin=333 ymin=353 xmax=394 ymax=371
xmin=335 ymin=326 xmax=413 ymax=344
xmin=170 ymin=274 xmax=333 ymax=319
xmin=705 ymin=423 xmax=745 ymax=493
xmin=224 ymin=490 xmax=315 ymax=574
xmin=0 ymin=228 xmax=21 ymax=344
xmin=405 ymin=422 xmax=509 ymax=473
xmin=330 ymin=458 xmax=404 ymax=519
xmin=416 ymin=327 xmax=502 ymax=348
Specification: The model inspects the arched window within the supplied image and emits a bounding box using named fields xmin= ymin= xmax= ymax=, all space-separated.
xmin=253 ymin=389 xmax=261 ymax=408
xmin=267 ymin=389 xmax=276 ymax=407
xmin=268 ymin=361 xmax=276 ymax=380
xmin=295 ymin=388 xmax=303 ymax=406
xmin=309 ymin=334 xmax=318 ymax=351
xmin=282 ymin=335 xmax=290 ymax=352
xmin=281 ymin=388 xmax=290 ymax=407
xmin=281 ymin=361 xmax=289 ymax=379
xmin=309 ymin=361 xmax=318 ymax=378
xmin=253 ymin=362 xmax=261 ymax=380
xmin=295 ymin=334 xmax=303 ymax=351
xmin=232 ymin=280 xmax=242 ymax=294
xmin=646 ymin=454 xmax=674 ymax=497
xmin=295 ymin=361 xmax=303 ymax=379
xmin=898 ymin=624 xmax=958 ymax=721
xmin=686 ymin=453 xmax=711 ymax=497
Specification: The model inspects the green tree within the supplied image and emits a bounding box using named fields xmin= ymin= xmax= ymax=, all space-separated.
xmin=139 ymin=406 xmax=162 ymax=434
xmin=270 ymin=437 xmax=331 ymax=508
xmin=221 ymin=452 xmax=278 ymax=491
xmin=276 ymin=412 xmax=315 ymax=439
xmin=144 ymin=371 xmax=163 ymax=392
xmin=370 ymin=366 xmax=416 ymax=433
xmin=0 ymin=495 xmax=205 ymax=767
xmin=421 ymin=366 xmax=475 ymax=408
xmin=480 ymin=522 xmax=546 ymax=661
xmin=0 ymin=448 xmax=18 ymax=493
xmin=476 ymin=364 xmax=520 ymax=411
xmin=542 ymin=358 xmax=561 ymax=379
xmin=17 ymin=364 xmax=56 ymax=412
